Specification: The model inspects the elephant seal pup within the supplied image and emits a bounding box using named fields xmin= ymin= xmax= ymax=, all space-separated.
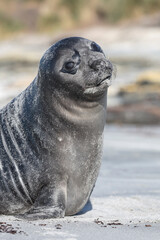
xmin=0 ymin=37 xmax=113 ymax=219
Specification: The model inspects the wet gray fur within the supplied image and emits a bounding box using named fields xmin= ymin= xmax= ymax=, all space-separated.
xmin=0 ymin=37 xmax=112 ymax=219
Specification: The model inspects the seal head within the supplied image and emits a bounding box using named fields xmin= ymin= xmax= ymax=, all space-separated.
xmin=39 ymin=37 xmax=112 ymax=100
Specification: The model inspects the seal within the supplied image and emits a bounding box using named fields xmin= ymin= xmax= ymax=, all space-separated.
xmin=0 ymin=37 xmax=113 ymax=219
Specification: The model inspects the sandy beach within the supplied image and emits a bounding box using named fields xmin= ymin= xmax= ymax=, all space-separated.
xmin=0 ymin=124 xmax=160 ymax=239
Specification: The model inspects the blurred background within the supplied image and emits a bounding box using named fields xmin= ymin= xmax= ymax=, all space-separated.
xmin=0 ymin=0 xmax=160 ymax=125
xmin=1 ymin=1 xmax=160 ymax=220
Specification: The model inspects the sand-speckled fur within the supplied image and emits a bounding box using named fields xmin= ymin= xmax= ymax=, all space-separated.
xmin=0 ymin=37 xmax=112 ymax=219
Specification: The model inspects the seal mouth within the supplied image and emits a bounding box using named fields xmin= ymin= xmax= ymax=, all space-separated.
xmin=84 ymin=74 xmax=111 ymax=96
xmin=85 ymin=74 xmax=112 ymax=89
xmin=96 ymin=74 xmax=112 ymax=87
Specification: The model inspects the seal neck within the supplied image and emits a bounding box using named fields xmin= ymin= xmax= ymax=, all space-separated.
xmin=38 ymin=81 xmax=107 ymax=129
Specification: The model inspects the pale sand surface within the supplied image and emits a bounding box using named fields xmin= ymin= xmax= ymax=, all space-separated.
xmin=0 ymin=124 xmax=160 ymax=239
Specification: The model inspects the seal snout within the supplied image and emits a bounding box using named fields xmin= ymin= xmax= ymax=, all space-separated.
xmin=89 ymin=59 xmax=112 ymax=74
xmin=88 ymin=58 xmax=113 ymax=86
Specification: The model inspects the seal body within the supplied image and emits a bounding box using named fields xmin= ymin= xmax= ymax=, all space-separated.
xmin=0 ymin=37 xmax=112 ymax=218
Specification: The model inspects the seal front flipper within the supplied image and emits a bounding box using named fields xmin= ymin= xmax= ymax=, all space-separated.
xmin=18 ymin=181 xmax=67 ymax=220
xmin=19 ymin=206 xmax=65 ymax=220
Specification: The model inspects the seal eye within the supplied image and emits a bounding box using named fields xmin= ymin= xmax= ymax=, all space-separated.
xmin=61 ymin=61 xmax=78 ymax=74
xmin=65 ymin=61 xmax=75 ymax=70
xmin=91 ymin=42 xmax=103 ymax=53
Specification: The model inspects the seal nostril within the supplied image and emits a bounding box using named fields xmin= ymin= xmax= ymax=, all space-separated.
xmin=89 ymin=59 xmax=106 ymax=71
